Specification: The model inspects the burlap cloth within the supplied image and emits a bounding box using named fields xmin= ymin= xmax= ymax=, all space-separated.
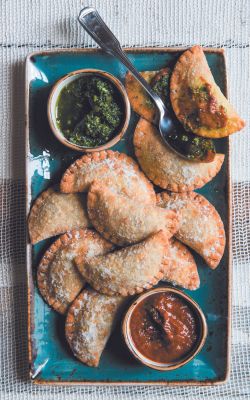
xmin=0 ymin=0 xmax=249 ymax=398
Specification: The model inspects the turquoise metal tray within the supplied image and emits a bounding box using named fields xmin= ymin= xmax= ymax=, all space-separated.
xmin=26 ymin=48 xmax=231 ymax=385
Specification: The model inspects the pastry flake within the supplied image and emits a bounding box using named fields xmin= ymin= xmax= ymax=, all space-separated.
xmin=37 ymin=229 xmax=113 ymax=314
xmin=65 ymin=288 xmax=124 ymax=367
xmin=162 ymin=238 xmax=200 ymax=290
xmin=75 ymin=230 xmax=169 ymax=296
xmin=60 ymin=150 xmax=156 ymax=205
xmin=157 ymin=191 xmax=226 ymax=269
xmin=28 ymin=187 xmax=91 ymax=244
xmin=134 ymin=118 xmax=224 ymax=192
xmin=87 ymin=181 xmax=179 ymax=246
xmin=170 ymin=45 xmax=245 ymax=138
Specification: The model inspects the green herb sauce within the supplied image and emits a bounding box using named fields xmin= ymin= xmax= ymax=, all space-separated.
xmin=56 ymin=76 xmax=123 ymax=147
xmin=145 ymin=69 xmax=171 ymax=109
xmin=145 ymin=69 xmax=216 ymax=162
xmin=152 ymin=73 xmax=170 ymax=106
xmin=167 ymin=129 xmax=216 ymax=162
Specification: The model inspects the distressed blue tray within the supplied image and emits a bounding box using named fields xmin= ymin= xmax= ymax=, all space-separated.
xmin=26 ymin=48 xmax=231 ymax=385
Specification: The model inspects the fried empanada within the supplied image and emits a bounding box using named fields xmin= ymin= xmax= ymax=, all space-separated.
xmin=60 ymin=150 xmax=155 ymax=205
xmin=37 ymin=229 xmax=113 ymax=314
xmin=65 ymin=288 xmax=124 ymax=367
xmin=125 ymin=70 xmax=158 ymax=122
xmin=87 ymin=181 xmax=179 ymax=246
xmin=157 ymin=191 xmax=225 ymax=269
xmin=134 ymin=118 xmax=224 ymax=192
xmin=125 ymin=68 xmax=172 ymax=123
xmin=28 ymin=187 xmax=91 ymax=244
xmin=162 ymin=238 xmax=200 ymax=290
xmin=75 ymin=231 xmax=168 ymax=296
xmin=170 ymin=46 xmax=245 ymax=138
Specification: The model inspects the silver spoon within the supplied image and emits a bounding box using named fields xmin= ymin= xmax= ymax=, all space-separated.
xmin=78 ymin=7 xmax=215 ymax=162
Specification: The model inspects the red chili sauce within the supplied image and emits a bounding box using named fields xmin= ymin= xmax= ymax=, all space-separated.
xmin=130 ymin=292 xmax=199 ymax=364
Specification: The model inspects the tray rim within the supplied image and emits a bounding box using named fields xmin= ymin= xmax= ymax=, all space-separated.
xmin=25 ymin=46 xmax=232 ymax=386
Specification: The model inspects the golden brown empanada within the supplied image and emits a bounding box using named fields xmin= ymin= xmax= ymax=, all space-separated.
xmin=60 ymin=150 xmax=156 ymax=205
xmin=28 ymin=187 xmax=91 ymax=244
xmin=134 ymin=118 xmax=224 ymax=192
xmin=37 ymin=229 xmax=113 ymax=314
xmin=87 ymin=181 xmax=179 ymax=246
xmin=65 ymin=288 xmax=124 ymax=367
xmin=125 ymin=70 xmax=159 ymax=122
xmin=75 ymin=231 xmax=168 ymax=296
xmin=157 ymin=191 xmax=225 ymax=269
xmin=170 ymin=46 xmax=245 ymax=138
xmin=162 ymin=238 xmax=200 ymax=290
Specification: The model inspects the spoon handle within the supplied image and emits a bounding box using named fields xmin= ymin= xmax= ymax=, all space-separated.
xmin=78 ymin=7 xmax=165 ymax=113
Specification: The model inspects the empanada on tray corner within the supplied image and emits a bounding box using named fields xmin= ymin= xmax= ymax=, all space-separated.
xmin=65 ymin=288 xmax=124 ymax=367
xmin=157 ymin=191 xmax=226 ymax=269
xmin=170 ymin=45 xmax=245 ymax=138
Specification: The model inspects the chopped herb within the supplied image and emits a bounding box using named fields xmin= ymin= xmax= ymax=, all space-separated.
xmin=167 ymin=129 xmax=216 ymax=162
xmin=56 ymin=76 xmax=123 ymax=147
xmin=145 ymin=98 xmax=154 ymax=108
xmin=151 ymin=69 xmax=171 ymax=107
xmin=189 ymin=85 xmax=209 ymax=101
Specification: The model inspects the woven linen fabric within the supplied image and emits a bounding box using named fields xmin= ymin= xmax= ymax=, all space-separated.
xmin=0 ymin=0 xmax=249 ymax=398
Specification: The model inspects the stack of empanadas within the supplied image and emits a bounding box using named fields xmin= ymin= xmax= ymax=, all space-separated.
xmin=28 ymin=148 xmax=225 ymax=367
xmin=28 ymin=46 xmax=236 ymax=367
xmin=126 ymin=45 xmax=245 ymax=139
xmin=28 ymin=150 xmax=179 ymax=366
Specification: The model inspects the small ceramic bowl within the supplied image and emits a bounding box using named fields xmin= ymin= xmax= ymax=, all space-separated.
xmin=47 ymin=69 xmax=131 ymax=152
xmin=122 ymin=287 xmax=208 ymax=371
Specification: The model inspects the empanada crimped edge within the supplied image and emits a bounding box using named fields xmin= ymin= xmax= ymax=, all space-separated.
xmin=37 ymin=229 xmax=86 ymax=314
xmin=60 ymin=150 xmax=156 ymax=205
xmin=75 ymin=230 xmax=170 ymax=297
xmin=134 ymin=118 xmax=225 ymax=192
xmin=28 ymin=187 xmax=90 ymax=244
xmin=37 ymin=228 xmax=114 ymax=314
xmin=170 ymin=45 xmax=245 ymax=138
xmin=157 ymin=191 xmax=226 ymax=269
xmin=87 ymin=181 xmax=179 ymax=246
xmin=65 ymin=288 xmax=123 ymax=367
xmin=162 ymin=238 xmax=200 ymax=290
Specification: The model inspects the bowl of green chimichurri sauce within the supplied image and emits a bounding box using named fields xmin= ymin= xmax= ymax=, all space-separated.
xmin=48 ymin=69 xmax=130 ymax=151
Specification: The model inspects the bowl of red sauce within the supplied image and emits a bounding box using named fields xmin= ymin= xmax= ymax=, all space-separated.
xmin=122 ymin=287 xmax=207 ymax=371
